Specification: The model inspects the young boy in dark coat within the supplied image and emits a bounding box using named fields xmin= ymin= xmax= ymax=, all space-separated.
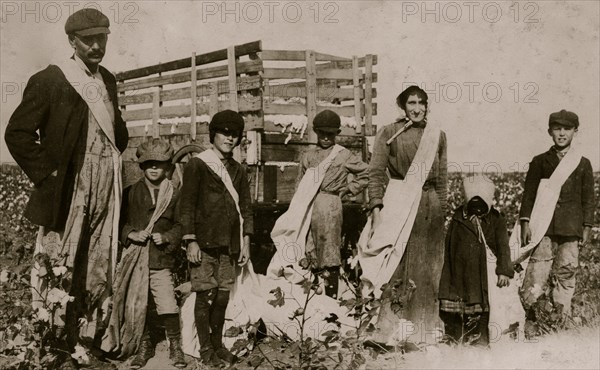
xmin=438 ymin=174 xmax=514 ymax=346
xmin=179 ymin=110 xmax=253 ymax=367
xmin=122 ymin=139 xmax=185 ymax=369
xmin=518 ymin=110 xmax=595 ymax=337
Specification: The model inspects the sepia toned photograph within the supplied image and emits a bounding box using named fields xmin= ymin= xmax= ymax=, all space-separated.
xmin=1 ymin=1 xmax=598 ymax=369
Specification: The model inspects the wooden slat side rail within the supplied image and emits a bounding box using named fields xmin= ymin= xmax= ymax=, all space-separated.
xmin=305 ymin=50 xmax=317 ymax=143
xmin=190 ymin=52 xmax=197 ymax=140
xmin=318 ymin=69 xmax=356 ymax=80
xmin=115 ymin=40 xmax=262 ymax=81
xmin=209 ymin=81 xmax=219 ymax=118
xmin=268 ymin=79 xmax=358 ymax=90
xmin=364 ymin=54 xmax=374 ymax=135
xmin=262 ymin=133 xmax=362 ymax=147
xmin=264 ymin=78 xmax=271 ymax=100
xmin=250 ymin=121 xmax=362 ymax=136
xmin=262 ymin=61 xmax=351 ymax=78
xmin=261 ymin=144 xmax=361 ymax=163
xmin=263 ymin=67 xmax=377 ymax=82
xmin=319 ymin=69 xmax=376 ymax=81
xmin=118 ymin=59 xmax=263 ymax=92
xmin=263 ymin=67 xmax=304 ymax=80
xmin=151 ymin=90 xmax=160 ymax=138
xmin=261 ymin=50 xmax=306 ymax=61
xmin=328 ymin=55 xmax=378 ymax=68
xmin=127 ymin=122 xmax=200 ymax=138
xmin=263 ymin=166 xmax=278 ymax=203
xmin=117 ymin=75 xmax=262 ymax=105
xmin=265 ymin=83 xmax=354 ymax=100
xmin=126 ymin=113 xmax=263 ymax=138
xmin=122 ymin=96 xmax=262 ymax=122
xmin=261 ymin=144 xmax=310 ymax=163
xmin=228 ymin=46 xmax=241 ymax=162
xmin=352 ymin=56 xmax=362 ymax=134
xmin=263 ymin=103 xmax=377 ymax=117
xmin=227 ymin=46 xmax=239 ymax=111
xmin=263 ymin=82 xmax=377 ymax=101
xmin=262 ymin=49 xmax=350 ymax=62
xmin=261 ymin=50 xmax=378 ymax=66
xmin=313 ymin=51 xmax=351 ymax=62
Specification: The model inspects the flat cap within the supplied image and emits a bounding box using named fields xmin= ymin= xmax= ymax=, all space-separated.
xmin=313 ymin=109 xmax=341 ymax=133
xmin=65 ymin=8 xmax=110 ymax=36
xmin=136 ymin=139 xmax=174 ymax=163
xmin=209 ymin=110 xmax=245 ymax=134
xmin=549 ymin=109 xmax=579 ymax=129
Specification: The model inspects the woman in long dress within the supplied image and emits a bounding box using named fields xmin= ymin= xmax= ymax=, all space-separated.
xmin=368 ymin=85 xmax=447 ymax=344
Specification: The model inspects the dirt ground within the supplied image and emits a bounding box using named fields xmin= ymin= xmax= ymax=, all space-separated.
xmin=119 ymin=326 xmax=600 ymax=370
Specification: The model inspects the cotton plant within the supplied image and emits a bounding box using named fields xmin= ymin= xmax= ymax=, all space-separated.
xmin=46 ymin=287 xmax=75 ymax=308
xmin=0 ymin=249 xmax=78 ymax=369
xmin=0 ymin=269 xmax=9 ymax=283
xmin=71 ymin=344 xmax=90 ymax=365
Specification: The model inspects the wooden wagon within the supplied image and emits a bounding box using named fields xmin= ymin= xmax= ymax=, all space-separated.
xmin=116 ymin=40 xmax=378 ymax=272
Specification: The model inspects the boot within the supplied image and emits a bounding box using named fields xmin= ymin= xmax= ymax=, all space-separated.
xmin=440 ymin=311 xmax=463 ymax=344
xmin=130 ymin=329 xmax=155 ymax=369
xmin=59 ymin=358 xmax=79 ymax=370
xmin=472 ymin=312 xmax=490 ymax=347
xmin=162 ymin=314 xmax=186 ymax=369
xmin=168 ymin=337 xmax=187 ymax=369
xmin=210 ymin=290 xmax=237 ymax=365
xmin=524 ymin=308 xmax=539 ymax=340
xmin=195 ymin=289 xmax=223 ymax=367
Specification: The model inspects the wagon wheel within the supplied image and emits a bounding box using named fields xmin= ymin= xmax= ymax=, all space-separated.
xmin=171 ymin=143 xmax=208 ymax=189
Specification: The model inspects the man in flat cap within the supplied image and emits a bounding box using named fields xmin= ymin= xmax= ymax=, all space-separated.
xmin=5 ymin=8 xmax=128 ymax=368
xmin=179 ymin=110 xmax=253 ymax=366
xmin=515 ymin=109 xmax=595 ymax=338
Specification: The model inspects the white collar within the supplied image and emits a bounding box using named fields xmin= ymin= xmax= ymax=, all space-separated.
xmin=72 ymin=54 xmax=101 ymax=78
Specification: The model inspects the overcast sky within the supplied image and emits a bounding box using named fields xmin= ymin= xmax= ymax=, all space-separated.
xmin=1 ymin=0 xmax=598 ymax=171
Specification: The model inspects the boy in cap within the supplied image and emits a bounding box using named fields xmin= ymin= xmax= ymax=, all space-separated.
xmin=296 ymin=109 xmax=368 ymax=299
xmin=5 ymin=7 xmax=127 ymax=368
xmin=115 ymin=139 xmax=185 ymax=369
xmin=517 ymin=109 xmax=595 ymax=337
xmin=438 ymin=174 xmax=513 ymax=346
xmin=179 ymin=110 xmax=253 ymax=366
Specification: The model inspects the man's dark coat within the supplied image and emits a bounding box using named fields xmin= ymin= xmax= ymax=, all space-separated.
xmin=5 ymin=65 xmax=128 ymax=231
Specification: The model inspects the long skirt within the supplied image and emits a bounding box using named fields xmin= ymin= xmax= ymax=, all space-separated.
xmin=371 ymin=187 xmax=445 ymax=344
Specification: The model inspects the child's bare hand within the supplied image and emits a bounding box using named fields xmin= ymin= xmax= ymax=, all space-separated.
xmin=371 ymin=208 xmax=382 ymax=230
xmin=520 ymin=221 xmax=531 ymax=246
xmin=186 ymin=242 xmax=201 ymax=264
xmin=128 ymin=230 xmax=150 ymax=243
xmin=238 ymin=236 xmax=251 ymax=267
xmin=497 ymin=275 xmax=510 ymax=288
xmin=580 ymin=226 xmax=591 ymax=247
xmin=151 ymin=233 xmax=166 ymax=245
